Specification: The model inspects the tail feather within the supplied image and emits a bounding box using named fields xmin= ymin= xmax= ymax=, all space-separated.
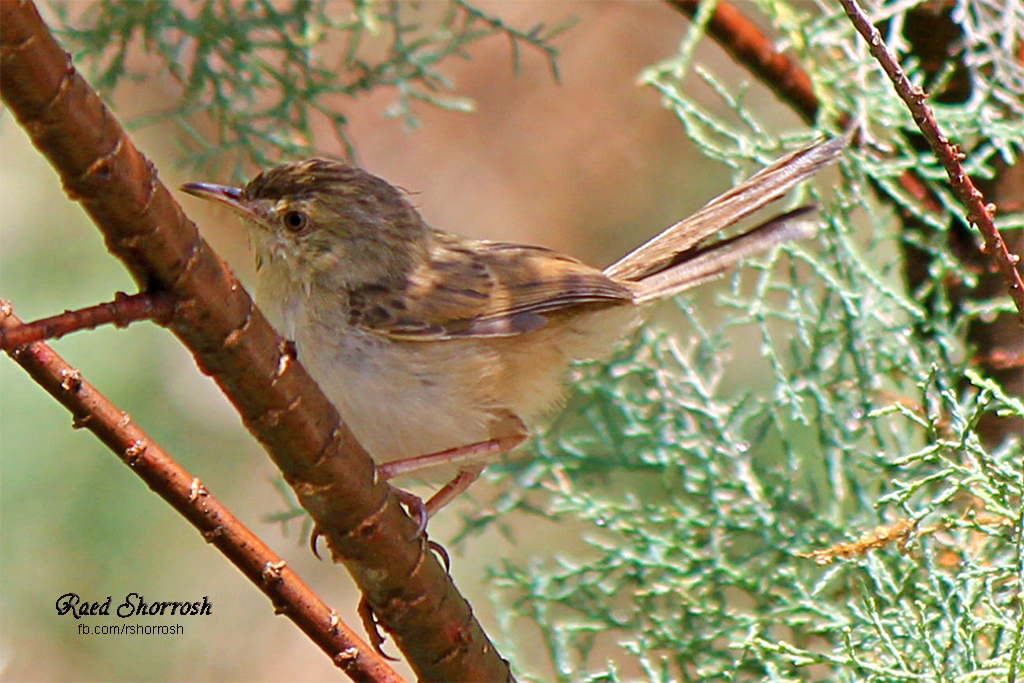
xmin=605 ymin=134 xmax=848 ymax=283
xmin=629 ymin=206 xmax=819 ymax=303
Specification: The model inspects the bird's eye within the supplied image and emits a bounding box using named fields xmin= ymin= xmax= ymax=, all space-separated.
xmin=283 ymin=210 xmax=309 ymax=233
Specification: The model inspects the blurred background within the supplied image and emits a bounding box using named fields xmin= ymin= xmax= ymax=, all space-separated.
xmin=2 ymin=1 xmax=823 ymax=680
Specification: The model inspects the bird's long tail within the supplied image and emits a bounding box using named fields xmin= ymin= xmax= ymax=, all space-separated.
xmin=605 ymin=134 xmax=848 ymax=302
xmin=628 ymin=206 xmax=820 ymax=303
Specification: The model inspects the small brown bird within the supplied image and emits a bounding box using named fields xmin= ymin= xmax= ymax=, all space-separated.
xmin=182 ymin=136 xmax=845 ymax=518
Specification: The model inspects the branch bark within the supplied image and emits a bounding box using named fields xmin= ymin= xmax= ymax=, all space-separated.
xmin=0 ymin=1 xmax=511 ymax=680
xmin=0 ymin=300 xmax=404 ymax=683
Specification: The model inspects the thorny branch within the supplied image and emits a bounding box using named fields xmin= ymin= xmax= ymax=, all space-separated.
xmin=0 ymin=299 xmax=405 ymax=683
xmin=666 ymin=0 xmax=1023 ymax=323
xmin=838 ymin=0 xmax=1024 ymax=324
xmin=663 ymin=0 xmax=1022 ymax=445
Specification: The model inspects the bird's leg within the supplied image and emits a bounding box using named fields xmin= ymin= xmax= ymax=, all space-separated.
xmin=376 ymin=433 xmax=526 ymax=480
xmin=422 ymin=464 xmax=486 ymax=517
xmin=378 ymin=418 xmax=528 ymax=521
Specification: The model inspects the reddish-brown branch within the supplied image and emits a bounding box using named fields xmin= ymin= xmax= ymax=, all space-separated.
xmin=839 ymin=0 xmax=1024 ymax=325
xmin=0 ymin=291 xmax=176 ymax=350
xmin=664 ymin=0 xmax=957 ymax=213
xmin=665 ymin=0 xmax=820 ymax=124
xmin=0 ymin=299 xmax=404 ymax=683
xmin=664 ymin=0 xmax=1021 ymax=441
xmin=0 ymin=1 xmax=510 ymax=680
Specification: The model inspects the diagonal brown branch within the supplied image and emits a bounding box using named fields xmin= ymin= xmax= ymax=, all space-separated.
xmin=839 ymin=0 xmax=1024 ymax=326
xmin=0 ymin=1 xmax=510 ymax=680
xmin=665 ymin=0 xmax=820 ymax=124
xmin=0 ymin=299 xmax=404 ymax=683
xmin=661 ymin=0 xmax=949 ymax=217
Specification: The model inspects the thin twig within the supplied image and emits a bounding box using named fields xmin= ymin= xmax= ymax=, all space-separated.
xmin=0 ymin=299 xmax=405 ymax=683
xmin=0 ymin=291 xmax=176 ymax=350
xmin=799 ymin=518 xmax=927 ymax=565
xmin=800 ymin=512 xmax=1013 ymax=565
xmin=839 ymin=0 xmax=1024 ymax=325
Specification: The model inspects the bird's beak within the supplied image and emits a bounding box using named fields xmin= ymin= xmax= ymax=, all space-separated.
xmin=180 ymin=182 xmax=255 ymax=219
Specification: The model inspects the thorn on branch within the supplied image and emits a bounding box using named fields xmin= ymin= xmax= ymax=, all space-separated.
xmin=124 ymin=439 xmax=147 ymax=465
xmin=59 ymin=368 xmax=83 ymax=392
xmin=262 ymin=559 xmax=288 ymax=586
xmin=188 ymin=478 xmax=208 ymax=503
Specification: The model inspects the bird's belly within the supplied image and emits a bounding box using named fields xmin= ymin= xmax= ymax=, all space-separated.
xmin=288 ymin=301 xmax=638 ymax=467
xmin=294 ymin=326 xmax=498 ymax=463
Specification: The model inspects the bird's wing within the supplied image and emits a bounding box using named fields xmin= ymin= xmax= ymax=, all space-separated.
xmin=349 ymin=231 xmax=633 ymax=341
